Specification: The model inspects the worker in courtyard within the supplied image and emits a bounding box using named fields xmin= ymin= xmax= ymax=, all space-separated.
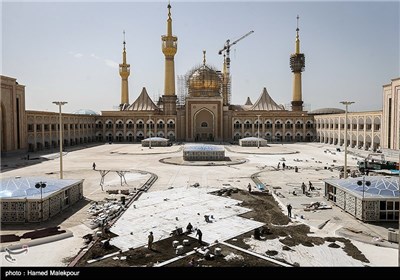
xmin=277 ymin=162 xmax=280 ymax=169
xmin=196 ymin=228 xmax=203 ymax=245
xmin=308 ymin=181 xmax=314 ymax=191
xmin=186 ymin=222 xmax=193 ymax=233
xmin=282 ymin=162 xmax=286 ymax=169
xmin=92 ymin=162 xmax=96 ymax=170
xmin=148 ymin=231 xmax=154 ymax=250
xmin=287 ymin=204 xmax=292 ymax=218
xmin=301 ymin=182 xmax=306 ymax=194
xmin=248 ymin=183 xmax=252 ymax=193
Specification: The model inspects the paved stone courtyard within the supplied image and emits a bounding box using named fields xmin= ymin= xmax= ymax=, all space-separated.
xmin=0 ymin=142 xmax=398 ymax=266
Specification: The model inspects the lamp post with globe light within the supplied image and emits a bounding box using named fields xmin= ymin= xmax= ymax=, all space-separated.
xmin=35 ymin=182 xmax=47 ymax=222
xmin=357 ymin=176 xmax=371 ymax=221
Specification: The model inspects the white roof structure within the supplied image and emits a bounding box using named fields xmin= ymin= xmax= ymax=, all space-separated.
xmin=127 ymin=87 xmax=159 ymax=111
xmin=183 ymin=144 xmax=224 ymax=152
xmin=239 ymin=137 xmax=266 ymax=142
xmin=244 ymin=96 xmax=253 ymax=106
xmin=324 ymin=176 xmax=399 ymax=199
xmin=141 ymin=137 xmax=169 ymax=142
xmin=73 ymin=109 xmax=99 ymax=115
xmin=250 ymin=88 xmax=285 ymax=111
xmin=0 ymin=177 xmax=82 ymax=199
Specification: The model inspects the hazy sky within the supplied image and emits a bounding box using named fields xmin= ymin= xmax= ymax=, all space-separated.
xmin=2 ymin=1 xmax=399 ymax=114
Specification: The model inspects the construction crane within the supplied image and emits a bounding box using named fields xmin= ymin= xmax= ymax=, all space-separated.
xmin=218 ymin=30 xmax=254 ymax=71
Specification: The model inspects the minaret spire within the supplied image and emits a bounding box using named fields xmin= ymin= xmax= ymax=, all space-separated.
xmin=167 ymin=2 xmax=172 ymax=36
xmin=295 ymin=15 xmax=300 ymax=54
xmin=290 ymin=15 xmax=305 ymax=112
xmin=203 ymin=50 xmax=206 ymax=65
xmin=119 ymin=30 xmax=130 ymax=109
xmin=162 ymin=2 xmax=178 ymax=115
xmin=122 ymin=30 xmax=127 ymax=64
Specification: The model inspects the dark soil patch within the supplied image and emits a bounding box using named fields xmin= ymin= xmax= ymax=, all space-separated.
xmin=89 ymin=243 xmax=119 ymax=260
xmin=166 ymin=244 xmax=280 ymax=267
xmin=228 ymin=190 xmax=291 ymax=225
xmin=1 ymin=227 xmax=66 ymax=243
xmin=282 ymin=246 xmax=293 ymax=251
xmin=0 ymin=234 xmax=21 ymax=243
xmin=21 ymin=226 xmax=66 ymax=240
xmin=328 ymin=242 xmax=340 ymax=248
xmin=323 ymin=237 xmax=369 ymax=263
xmin=265 ymin=250 xmax=278 ymax=256
xmin=78 ymin=234 xmax=202 ymax=267
xmin=226 ymin=235 xmax=251 ymax=250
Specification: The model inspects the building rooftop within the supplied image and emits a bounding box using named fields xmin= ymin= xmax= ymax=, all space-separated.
xmin=142 ymin=137 xmax=169 ymax=142
xmin=73 ymin=109 xmax=99 ymax=115
xmin=324 ymin=176 xmax=399 ymax=199
xmin=308 ymin=108 xmax=345 ymax=115
xmin=0 ymin=177 xmax=82 ymax=199
xmin=184 ymin=144 xmax=225 ymax=152
xmin=240 ymin=137 xmax=267 ymax=141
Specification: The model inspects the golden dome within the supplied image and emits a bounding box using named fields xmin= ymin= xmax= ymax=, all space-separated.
xmin=188 ymin=65 xmax=222 ymax=95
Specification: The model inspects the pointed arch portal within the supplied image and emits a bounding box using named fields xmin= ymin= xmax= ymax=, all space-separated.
xmin=194 ymin=108 xmax=215 ymax=141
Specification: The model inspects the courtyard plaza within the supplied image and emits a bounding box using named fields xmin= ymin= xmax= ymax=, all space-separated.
xmin=0 ymin=142 xmax=398 ymax=266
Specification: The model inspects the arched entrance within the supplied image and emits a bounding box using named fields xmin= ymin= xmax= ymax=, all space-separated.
xmin=194 ymin=108 xmax=214 ymax=141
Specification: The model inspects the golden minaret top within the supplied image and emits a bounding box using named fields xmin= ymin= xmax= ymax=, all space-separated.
xmin=162 ymin=3 xmax=178 ymax=97
xmin=162 ymin=2 xmax=177 ymax=58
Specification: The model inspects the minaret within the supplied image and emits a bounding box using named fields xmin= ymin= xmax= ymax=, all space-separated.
xmin=290 ymin=15 xmax=305 ymax=111
xmin=119 ymin=31 xmax=130 ymax=110
xmin=161 ymin=3 xmax=178 ymax=115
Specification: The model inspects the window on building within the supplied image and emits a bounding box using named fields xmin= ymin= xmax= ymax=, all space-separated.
xmin=234 ymin=122 xmax=241 ymax=129
xmin=116 ymin=122 xmax=123 ymax=129
xmin=167 ymin=121 xmax=175 ymax=129
xmin=157 ymin=122 xmax=164 ymax=129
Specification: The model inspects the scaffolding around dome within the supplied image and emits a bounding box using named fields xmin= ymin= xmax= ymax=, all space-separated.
xmin=185 ymin=63 xmax=223 ymax=97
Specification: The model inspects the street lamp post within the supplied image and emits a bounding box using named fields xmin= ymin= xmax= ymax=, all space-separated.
xmin=357 ymin=176 xmax=370 ymax=221
xmin=35 ymin=182 xmax=47 ymax=222
xmin=53 ymin=101 xmax=67 ymax=179
xmin=149 ymin=115 xmax=152 ymax=149
xmin=340 ymin=101 xmax=354 ymax=179
xmin=257 ymin=115 xmax=261 ymax=149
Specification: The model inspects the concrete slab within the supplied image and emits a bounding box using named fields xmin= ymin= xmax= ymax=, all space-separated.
xmin=110 ymin=187 xmax=263 ymax=251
